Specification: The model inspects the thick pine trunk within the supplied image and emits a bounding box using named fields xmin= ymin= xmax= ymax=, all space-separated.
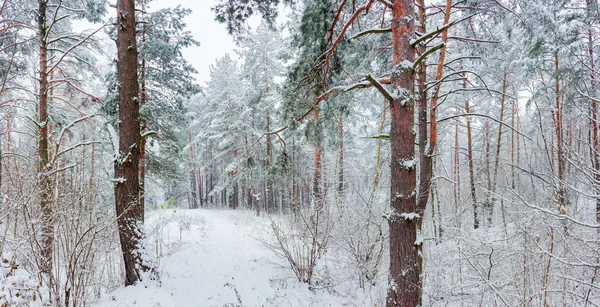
xmin=387 ymin=0 xmax=419 ymax=306
xmin=115 ymin=0 xmax=146 ymax=286
xmin=38 ymin=0 xmax=54 ymax=280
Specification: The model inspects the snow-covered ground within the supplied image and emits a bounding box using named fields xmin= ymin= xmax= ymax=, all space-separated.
xmin=93 ymin=209 xmax=373 ymax=307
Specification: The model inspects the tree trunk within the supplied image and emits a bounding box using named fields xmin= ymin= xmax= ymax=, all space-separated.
xmin=197 ymin=168 xmax=203 ymax=207
xmin=139 ymin=3 xmax=147 ymax=220
xmin=419 ymin=0 xmax=451 ymax=217
xmin=465 ymin=80 xmax=479 ymax=229
xmin=553 ymin=53 xmax=566 ymax=207
xmin=38 ymin=0 xmax=54 ymax=282
xmin=454 ymin=107 xmax=461 ymax=227
xmin=337 ymin=112 xmax=344 ymax=200
xmin=588 ymin=0 xmax=600 ymax=221
xmin=115 ymin=0 xmax=146 ymax=286
xmin=266 ymin=110 xmax=274 ymax=213
xmin=485 ymin=71 xmax=508 ymax=226
xmin=189 ymin=132 xmax=198 ymax=209
xmin=416 ymin=0 xmax=429 ymax=218
xmin=387 ymin=0 xmax=419 ymax=306
xmin=313 ymin=107 xmax=323 ymax=211
xmin=484 ymin=122 xmax=492 ymax=225
xmin=369 ymin=97 xmax=388 ymax=204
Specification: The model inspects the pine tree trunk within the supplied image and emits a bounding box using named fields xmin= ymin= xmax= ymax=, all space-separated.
xmin=485 ymin=71 xmax=508 ymax=226
xmin=139 ymin=7 xmax=147 ymax=220
xmin=588 ymin=0 xmax=600 ymax=221
xmin=197 ymin=168 xmax=203 ymax=207
xmin=189 ymin=132 xmax=198 ymax=209
xmin=387 ymin=0 xmax=419 ymax=306
xmin=313 ymin=108 xmax=323 ymax=211
xmin=553 ymin=54 xmax=566 ymax=207
xmin=337 ymin=112 xmax=344 ymax=200
xmin=369 ymin=97 xmax=387 ymax=204
xmin=484 ymin=122 xmax=492 ymax=225
xmin=465 ymin=80 xmax=479 ymax=229
xmin=38 ymin=0 xmax=54 ymax=281
xmin=115 ymin=0 xmax=146 ymax=286
xmin=416 ymin=0 xmax=429 ymax=217
xmin=454 ymin=107 xmax=461 ymax=227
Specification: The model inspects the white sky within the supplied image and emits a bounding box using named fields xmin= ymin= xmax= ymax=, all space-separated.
xmin=72 ymin=1 xmax=283 ymax=86
xmin=151 ymin=0 xmax=238 ymax=85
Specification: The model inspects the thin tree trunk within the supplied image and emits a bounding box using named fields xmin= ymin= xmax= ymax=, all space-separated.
xmin=189 ymin=132 xmax=198 ymax=209
xmin=337 ymin=111 xmax=344 ymax=200
xmin=197 ymin=168 xmax=203 ymax=207
xmin=485 ymin=71 xmax=508 ymax=226
xmin=313 ymin=108 xmax=323 ymax=211
xmin=588 ymin=0 xmax=600 ymax=221
xmin=139 ymin=0 xmax=147 ymax=221
xmin=416 ymin=0 xmax=429 ymax=217
xmin=233 ymin=149 xmax=239 ymax=209
xmin=484 ymin=121 xmax=492 ymax=225
xmin=387 ymin=0 xmax=419 ymax=306
xmin=266 ymin=110 xmax=273 ymax=213
xmin=115 ymin=0 xmax=147 ymax=286
xmin=454 ymin=107 xmax=461 ymax=228
xmin=552 ymin=54 xmax=566 ymax=207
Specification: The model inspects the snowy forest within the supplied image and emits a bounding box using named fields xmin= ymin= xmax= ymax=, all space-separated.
xmin=1 ymin=0 xmax=600 ymax=306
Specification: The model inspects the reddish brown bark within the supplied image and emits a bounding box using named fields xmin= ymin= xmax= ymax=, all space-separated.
xmin=416 ymin=0 xmax=429 ymax=217
xmin=115 ymin=0 xmax=146 ymax=286
xmin=418 ymin=0 xmax=451 ymax=222
xmin=386 ymin=0 xmax=419 ymax=306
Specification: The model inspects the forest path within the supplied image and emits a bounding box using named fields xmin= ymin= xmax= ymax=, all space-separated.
xmin=93 ymin=209 xmax=343 ymax=307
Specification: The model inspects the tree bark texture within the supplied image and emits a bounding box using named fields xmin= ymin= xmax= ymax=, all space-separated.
xmin=115 ymin=0 xmax=145 ymax=286
xmin=387 ymin=0 xmax=419 ymax=306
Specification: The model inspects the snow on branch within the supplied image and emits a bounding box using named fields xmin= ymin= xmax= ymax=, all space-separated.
xmin=513 ymin=190 xmax=600 ymax=229
xmin=365 ymin=74 xmax=393 ymax=101
xmin=322 ymin=0 xmax=376 ymax=85
xmin=437 ymin=113 xmax=531 ymax=140
xmin=51 ymin=113 xmax=103 ymax=166
xmin=410 ymin=13 xmax=476 ymax=47
xmin=352 ymin=27 xmax=392 ymax=40
xmin=48 ymin=22 xmax=109 ymax=74
xmin=251 ymin=73 xmax=390 ymax=152
xmin=378 ymin=0 xmax=392 ymax=9
xmin=412 ymin=42 xmax=444 ymax=71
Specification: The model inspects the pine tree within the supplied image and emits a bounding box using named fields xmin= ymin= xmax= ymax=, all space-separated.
xmin=114 ymin=0 xmax=146 ymax=286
